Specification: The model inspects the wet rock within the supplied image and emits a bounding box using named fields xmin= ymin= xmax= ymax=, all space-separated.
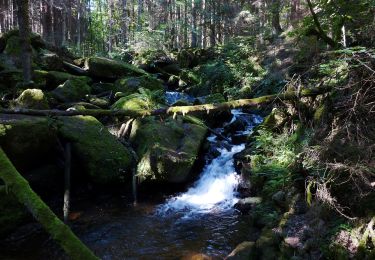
xmin=85 ymin=57 xmax=147 ymax=79
xmin=130 ymin=116 xmax=207 ymax=184
xmin=51 ymin=78 xmax=91 ymax=103
xmin=58 ymin=116 xmax=133 ymax=184
xmin=234 ymin=197 xmax=262 ymax=214
xmin=15 ymin=89 xmax=49 ymax=109
xmin=226 ymin=241 xmax=256 ymax=259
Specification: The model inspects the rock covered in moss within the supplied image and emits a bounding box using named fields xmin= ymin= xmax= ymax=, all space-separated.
xmin=262 ymin=108 xmax=288 ymax=130
xmin=45 ymin=71 xmax=91 ymax=90
xmin=58 ymin=116 xmax=133 ymax=184
xmin=129 ymin=116 xmax=207 ymax=184
xmin=0 ymin=115 xmax=59 ymax=172
xmin=15 ymin=89 xmax=49 ymax=109
xmin=114 ymin=75 xmax=164 ymax=95
xmin=37 ymin=49 xmax=63 ymax=71
xmin=85 ymin=57 xmax=147 ymax=79
xmin=0 ymin=69 xmax=23 ymax=89
xmin=112 ymin=91 xmax=164 ymax=111
xmin=51 ymin=78 xmax=91 ymax=102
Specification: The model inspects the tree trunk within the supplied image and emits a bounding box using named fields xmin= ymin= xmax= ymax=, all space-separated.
xmin=0 ymin=148 xmax=98 ymax=260
xmin=306 ymin=0 xmax=337 ymax=48
xmin=16 ymin=0 xmax=32 ymax=83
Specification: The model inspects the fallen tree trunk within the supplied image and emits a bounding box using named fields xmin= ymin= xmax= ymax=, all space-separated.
xmin=0 ymin=86 xmax=330 ymax=118
xmin=0 ymin=148 xmax=99 ymax=260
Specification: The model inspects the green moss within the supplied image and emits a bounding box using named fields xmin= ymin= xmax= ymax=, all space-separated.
xmin=0 ymin=115 xmax=59 ymax=172
xmin=111 ymin=89 xmax=165 ymax=110
xmin=51 ymin=78 xmax=91 ymax=102
xmin=114 ymin=75 xmax=163 ymax=95
xmin=130 ymin=116 xmax=207 ymax=183
xmin=58 ymin=116 xmax=133 ymax=184
xmin=86 ymin=57 xmax=147 ymax=79
xmin=0 ymin=189 xmax=29 ymax=238
xmin=15 ymin=89 xmax=49 ymax=109
xmin=46 ymin=71 xmax=91 ymax=90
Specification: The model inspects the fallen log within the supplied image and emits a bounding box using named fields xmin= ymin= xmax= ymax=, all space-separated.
xmin=0 ymin=86 xmax=330 ymax=118
xmin=0 ymin=148 xmax=99 ymax=260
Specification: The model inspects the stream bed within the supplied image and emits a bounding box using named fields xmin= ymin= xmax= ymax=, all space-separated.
xmin=1 ymin=106 xmax=263 ymax=260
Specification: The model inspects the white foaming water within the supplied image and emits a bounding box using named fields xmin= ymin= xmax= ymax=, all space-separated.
xmin=160 ymin=144 xmax=245 ymax=214
xmin=157 ymin=110 xmax=263 ymax=216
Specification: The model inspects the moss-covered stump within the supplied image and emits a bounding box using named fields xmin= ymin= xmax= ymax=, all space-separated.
xmin=0 ymin=114 xmax=60 ymax=172
xmin=129 ymin=116 xmax=207 ymax=184
xmin=0 ymin=188 xmax=29 ymax=238
xmin=15 ymin=89 xmax=49 ymax=109
xmin=85 ymin=57 xmax=147 ymax=80
xmin=114 ymin=75 xmax=164 ymax=95
xmin=51 ymin=78 xmax=91 ymax=103
xmin=58 ymin=116 xmax=133 ymax=184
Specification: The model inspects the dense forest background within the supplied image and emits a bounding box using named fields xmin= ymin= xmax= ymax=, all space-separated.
xmin=2 ymin=0 xmax=374 ymax=56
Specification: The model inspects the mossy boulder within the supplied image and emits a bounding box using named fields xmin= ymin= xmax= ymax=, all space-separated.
xmin=37 ymin=49 xmax=63 ymax=71
xmin=0 ymin=69 xmax=23 ymax=90
xmin=129 ymin=116 xmax=207 ymax=184
xmin=85 ymin=57 xmax=147 ymax=79
xmin=114 ymin=75 xmax=164 ymax=95
xmin=15 ymin=89 xmax=49 ymax=109
xmin=58 ymin=116 xmax=133 ymax=184
xmin=112 ymin=91 xmax=164 ymax=111
xmin=134 ymin=49 xmax=178 ymax=74
xmin=51 ymin=78 xmax=91 ymax=102
xmin=262 ymin=108 xmax=288 ymax=130
xmin=45 ymin=71 xmax=91 ymax=90
xmin=0 ymin=115 xmax=60 ymax=172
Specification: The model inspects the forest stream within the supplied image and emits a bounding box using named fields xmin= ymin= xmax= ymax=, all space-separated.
xmin=1 ymin=93 xmax=263 ymax=259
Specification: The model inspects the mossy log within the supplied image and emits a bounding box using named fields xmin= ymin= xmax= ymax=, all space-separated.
xmin=0 ymin=86 xmax=331 ymax=118
xmin=0 ymin=148 xmax=98 ymax=260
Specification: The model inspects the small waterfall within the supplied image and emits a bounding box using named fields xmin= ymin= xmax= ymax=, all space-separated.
xmin=158 ymin=110 xmax=262 ymax=216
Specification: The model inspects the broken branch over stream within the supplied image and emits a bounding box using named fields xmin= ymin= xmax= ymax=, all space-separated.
xmin=0 ymin=86 xmax=330 ymax=117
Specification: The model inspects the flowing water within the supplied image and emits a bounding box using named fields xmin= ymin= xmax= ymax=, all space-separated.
xmin=1 ymin=108 xmax=263 ymax=259
xmin=72 ymin=110 xmax=263 ymax=259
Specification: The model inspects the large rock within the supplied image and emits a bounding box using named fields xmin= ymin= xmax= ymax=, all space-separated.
xmin=114 ymin=75 xmax=164 ymax=95
xmin=15 ymin=89 xmax=49 ymax=109
xmin=51 ymin=78 xmax=91 ymax=102
xmin=58 ymin=116 xmax=133 ymax=184
xmin=0 ymin=115 xmax=60 ymax=172
xmin=85 ymin=57 xmax=147 ymax=79
xmin=37 ymin=49 xmax=63 ymax=71
xmin=112 ymin=92 xmax=163 ymax=111
xmin=129 ymin=116 xmax=207 ymax=184
xmin=46 ymin=71 xmax=91 ymax=90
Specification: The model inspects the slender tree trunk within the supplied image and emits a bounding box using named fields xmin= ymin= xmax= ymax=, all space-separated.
xmin=16 ymin=0 xmax=32 ymax=83
xmin=271 ymin=0 xmax=283 ymax=35
xmin=306 ymin=0 xmax=337 ymax=47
